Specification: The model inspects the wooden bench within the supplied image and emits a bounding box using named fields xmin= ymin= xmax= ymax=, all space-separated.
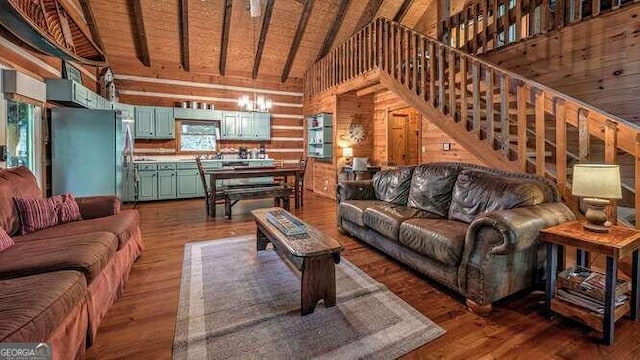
xmin=222 ymin=185 xmax=293 ymax=219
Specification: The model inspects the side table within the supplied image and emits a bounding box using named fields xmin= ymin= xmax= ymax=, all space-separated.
xmin=541 ymin=220 xmax=640 ymax=345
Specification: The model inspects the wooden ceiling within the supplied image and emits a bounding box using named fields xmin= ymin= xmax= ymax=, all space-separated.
xmin=86 ymin=0 xmax=436 ymax=83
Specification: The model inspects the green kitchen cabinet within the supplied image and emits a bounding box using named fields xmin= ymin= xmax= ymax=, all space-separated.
xmin=157 ymin=170 xmax=177 ymax=199
xmin=176 ymin=170 xmax=200 ymax=198
xmin=238 ymin=112 xmax=253 ymax=139
xmin=154 ymin=108 xmax=175 ymax=138
xmin=221 ymin=111 xmax=240 ymax=139
xmin=137 ymin=171 xmax=158 ymax=201
xmin=253 ymin=112 xmax=271 ymax=139
xmin=135 ymin=107 xmax=155 ymax=138
xmin=134 ymin=106 xmax=175 ymax=139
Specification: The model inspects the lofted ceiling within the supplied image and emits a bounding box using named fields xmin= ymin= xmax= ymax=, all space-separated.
xmin=86 ymin=0 xmax=436 ymax=83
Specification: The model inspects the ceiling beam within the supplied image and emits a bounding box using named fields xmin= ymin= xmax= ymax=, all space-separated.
xmin=352 ymin=0 xmax=383 ymax=35
xmin=180 ymin=0 xmax=189 ymax=71
xmin=393 ymin=0 xmax=415 ymax=23
xmin=281 ymin=0 xmax=315 ymax=82
xmin=252 ymin=0 xmax=275 ymax=79
xmin=130 ymin=0 xmax=150 ymax=67
xmin=77 ymin=0 xmax=105 ymax=54
xmin=315 ymin=0 xmax=350 ymax=62
xmin=219 ymin=0 xmax=233 ymax=76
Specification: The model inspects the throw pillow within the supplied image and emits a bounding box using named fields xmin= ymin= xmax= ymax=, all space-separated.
xmin=51 ymin=193 xmax=82 ymax=224
xmin=0 ymin=227 xmax=14 ymax=252
xmin=14 ymin=197 xmax=58 ymax=235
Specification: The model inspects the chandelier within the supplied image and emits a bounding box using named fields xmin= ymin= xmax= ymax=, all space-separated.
xmin=237 ymin=0 xmax=272 ymax=113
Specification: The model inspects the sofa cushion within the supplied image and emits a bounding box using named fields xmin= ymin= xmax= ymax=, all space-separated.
xmin=408 ymin=163 xmax=461 ymax=217
xmin=364 ymin=204 xmax=440 ymax=241
xmin=0 ymin=227 xmax=14 ymax=252
xmin=0 ymin=270 xmax=87 ymax=342
xmin=14 ymin=197 xmax=58 ymax=235
xmin=449 ymin=169 xmax=547 ymax=223
xmin=0 ymin=232 xmax=117 ymax=283
xmin=372 ymin=167 xmax=414 ymax=205
xmin=398 ymin=218 xmax=468 ymax=266
xmin=338 ymin=200 xmax=385 ymax=227
xmin=0 ymin=167 xmax=43 ymax=236
xmin=16 ymin=210 xmax=139 ymax=250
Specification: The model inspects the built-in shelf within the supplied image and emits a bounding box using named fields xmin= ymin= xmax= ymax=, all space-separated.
xmin=307 ymin=113 xmax=332 ymax=159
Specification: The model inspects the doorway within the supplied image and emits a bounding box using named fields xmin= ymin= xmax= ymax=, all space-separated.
xmin=387 ymin=109 xmax=421 ymax=166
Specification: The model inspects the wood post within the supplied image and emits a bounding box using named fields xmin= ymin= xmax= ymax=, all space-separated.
xmin=604 ymin=120 xmax=618 ymax=224
xmin=534 ymin=89 xmax=546 ymax=176
xmin=501 ymin=74 xmax=510 ymax=157
xmin=461 ymin=56 xmax=469 ymax=127
xmin=555 ymin=99 xmax=567 ymax=198
xmin=635 ymin=134 xmax=640 ymax=228
xmin=578 ymin=108 xmax=590 ymax=162
xmin=517 ymin=84 xmax=528 ymax=171
xmin=472 ymin=60 xmax=481 ymax=135
xmin=449 ymin=49 xmax=456 ymax=117
xmin=486 ymin=67 xmax=495 ymax=148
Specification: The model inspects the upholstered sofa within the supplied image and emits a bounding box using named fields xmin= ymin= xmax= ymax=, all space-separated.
xmin=337 ymin=162 xmax=575 ymax=313
xmin=0 ymin=167 xmax=143 ymax=359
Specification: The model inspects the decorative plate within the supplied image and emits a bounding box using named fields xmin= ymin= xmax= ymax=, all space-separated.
xmin=348 ymin=124 xmax=366 ymax=144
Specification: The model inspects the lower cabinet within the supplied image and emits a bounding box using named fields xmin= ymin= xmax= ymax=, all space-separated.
xmin=128 ymin=160 xmax=271 ymax=201
xmin=137 ymin=171 xmax=158 ymax=201
xmin=176 ymin=170 xmax=201 ymax=198
xmin=158 ymin=170 xmax=177 ymax=199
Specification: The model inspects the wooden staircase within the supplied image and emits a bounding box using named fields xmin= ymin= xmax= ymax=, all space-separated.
xmin=305 ymin=17 xmax=640 ymax=228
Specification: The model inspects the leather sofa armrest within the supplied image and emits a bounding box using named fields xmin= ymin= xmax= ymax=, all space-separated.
xmin=336 ymin=180 xmax=375 ymax=203
xmin=458 ymin=202 xmax=575 ymax=305
xmin=76 ymin=196 xmax=121 ymax=219
xmin=465 ymin=202 xmax=576 ymax=255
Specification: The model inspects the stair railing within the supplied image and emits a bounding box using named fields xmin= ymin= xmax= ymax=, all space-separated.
xmin=305 ymin=17 xmax=640 ymax=227
xmin=442 ymin=0 xmax=639 ymax=54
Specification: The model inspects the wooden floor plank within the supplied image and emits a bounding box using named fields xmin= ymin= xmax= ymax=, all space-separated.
xmin=86 ymin=193 xmax=640 ymax=359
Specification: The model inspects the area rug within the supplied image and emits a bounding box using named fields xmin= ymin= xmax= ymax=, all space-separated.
xmin=173 ymin=235 xmax=445 ymax=359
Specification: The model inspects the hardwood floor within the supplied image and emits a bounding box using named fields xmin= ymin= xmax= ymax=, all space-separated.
xmin=86 ymin=193 xmax=640 ymax=359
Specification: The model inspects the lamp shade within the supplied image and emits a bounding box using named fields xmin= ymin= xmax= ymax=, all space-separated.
xmin=343 ymin=147 xmax=353 ymax=157
xmin=571 ymin=164 xmax=622 ymax=199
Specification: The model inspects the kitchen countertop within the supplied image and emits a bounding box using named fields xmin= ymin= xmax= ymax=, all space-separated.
xmin=132 ymin=157 xmax=272 ymax=164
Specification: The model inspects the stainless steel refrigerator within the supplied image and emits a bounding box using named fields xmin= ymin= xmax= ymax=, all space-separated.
xmin=51 ymin=108 xmax=125 ymax=197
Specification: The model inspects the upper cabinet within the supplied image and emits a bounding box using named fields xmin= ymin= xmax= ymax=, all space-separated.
xmin=173 ymin=108 xmax=223 ymax=121
xmin=113 ymin=103 xmax=135 ymax=119
xmin=45 ymin=79 xmax=111 ymax=110
xmin=134 ymin=106 xmax=175 ymax=139
xmin=221 ymin=111 xmax=271 ymax=140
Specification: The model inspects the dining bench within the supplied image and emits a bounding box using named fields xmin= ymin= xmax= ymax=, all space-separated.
xmin=222 ymin=185 xmax=293 ymax=219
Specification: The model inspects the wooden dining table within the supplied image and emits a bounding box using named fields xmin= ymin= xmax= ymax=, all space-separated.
xmin=205 ymin=166 xmax=304 ymax=217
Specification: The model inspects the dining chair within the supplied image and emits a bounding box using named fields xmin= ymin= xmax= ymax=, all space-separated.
xmin=195 ymin=155 xmax=219 ymax=216
xmin=298 ymin=155 xmax=307 ymax=206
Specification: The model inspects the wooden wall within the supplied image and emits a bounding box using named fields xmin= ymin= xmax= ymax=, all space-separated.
xmin=373 ymin=89 xmax=484 ymax=166
xmin=115 ymin=73 xmax=305 ymax=164
xmin=482 ymin=4 xmax=640 ymax=122
xmin=303 ymin=91 xmax=376 ymax=199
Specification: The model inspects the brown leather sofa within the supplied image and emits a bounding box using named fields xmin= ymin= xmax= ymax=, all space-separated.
xmin=0 ymin=167 xmax=143 ymax=359
xmin=337 ymin=162 xmax=575 ymax=313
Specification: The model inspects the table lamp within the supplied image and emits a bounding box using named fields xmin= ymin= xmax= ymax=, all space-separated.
xmin=343 ymin=147 xmax=353 ymax=164
xmin=571 ymin=164 xmax=622 ymax=233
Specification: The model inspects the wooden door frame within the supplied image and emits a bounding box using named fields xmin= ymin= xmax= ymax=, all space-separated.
xmin=386 ymin=106 xmax=422 ymax=166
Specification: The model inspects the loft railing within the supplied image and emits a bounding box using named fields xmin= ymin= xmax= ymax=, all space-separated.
xmin=305 ymin=17 xmax=640 ymax=228
xmin=443 ymin=0 xmax=639 ymax=54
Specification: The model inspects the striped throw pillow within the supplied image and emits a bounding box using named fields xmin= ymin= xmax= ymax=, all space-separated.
xmin=51 ymin=193 xmax=82 ymax=224
xmin=0 ymin=227 xmax=14 ymax=252
xmin=14 ymin=197 xmax=58 ymax=235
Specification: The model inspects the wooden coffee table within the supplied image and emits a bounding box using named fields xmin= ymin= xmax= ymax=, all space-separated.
xmin=252 ymin=207 xmax=344 ymax=315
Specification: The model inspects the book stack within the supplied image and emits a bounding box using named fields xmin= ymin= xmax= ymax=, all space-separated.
xmin=556 ymin=266 xmax=630 ymax=314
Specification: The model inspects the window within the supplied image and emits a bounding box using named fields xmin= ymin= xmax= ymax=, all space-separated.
xmin=180 ymin=121 xmax=219 ymax=152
